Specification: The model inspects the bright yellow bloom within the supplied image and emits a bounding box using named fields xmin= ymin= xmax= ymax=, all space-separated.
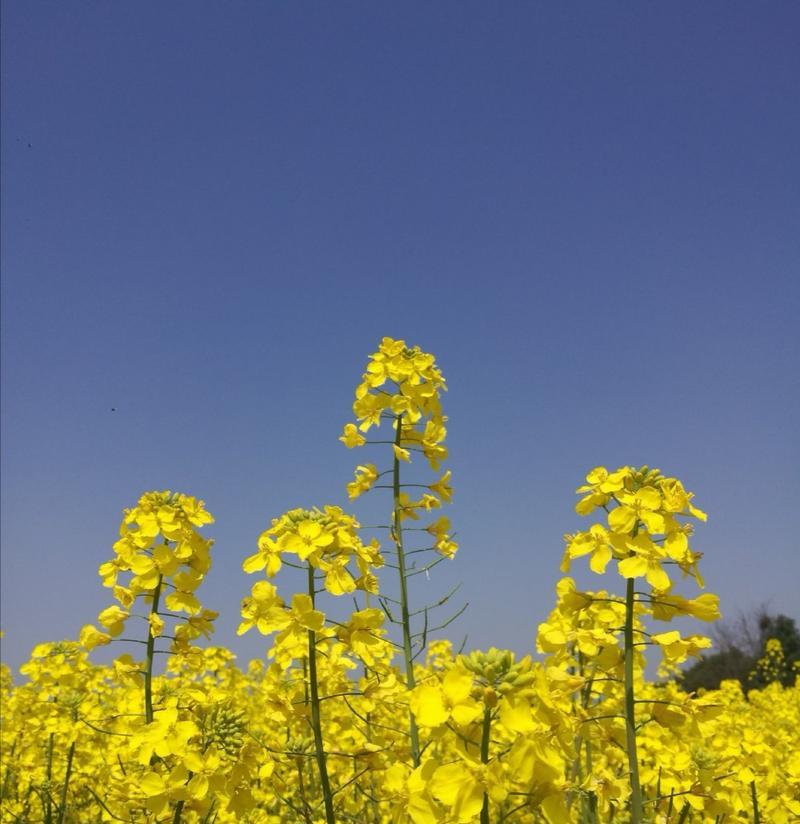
xmin=237 ymin=580 xmax=288 ymax=635
xmin=429 ymin=470 xmax=453 ymax=503
xmin=393 ymin=444 xmax=411 ymax=462
xmin=617 ymin=533 xmax=671 ymax=589
xmin=97 ymin=605 xmax=129 ymax=637
xmin=347 ymin=464 xmax=379 ymax=499
xmin=410 ymin=666 xmax=482 ymax=728
xmin=79 ymin=623 xmax=112 ymax=650
xmin=562 ymin=524 xmax=614 ymax=574
xmin=280 ymin=519 xmax=335 ymax=561
xmin=339 ymin=422 xmax=366 ymax=448
xmin=609 ymin=486 xmax=665 ymax=534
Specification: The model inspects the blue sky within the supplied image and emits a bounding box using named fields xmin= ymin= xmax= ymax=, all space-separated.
xmin=2 ymin=2 xmax=798 ymax=673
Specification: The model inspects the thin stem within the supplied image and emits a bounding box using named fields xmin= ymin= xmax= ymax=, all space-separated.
xmin=55 ymin=740 xmax=75 ymax=824
xmin=295 ymin=759 xmax=313 ymax=824
xmin=307 ymin=564 xmax=336 ymax=824
xmin=144 ymin=575 xmax=163 ymax=724
xmin=584 ymin=735 xmax=598 ymax=824
xmin=750 ymin=781 xmax=760 ymax=824
xmin=392 ymin=413 xmax=420 ymax=767
xmin=480 ymin=707 xmax=492 ymax=824
xmin=1 ymin=740 xmax=16 ymax=800
xmin=44 ymin=733 xmax=54 ymax=824
xmin=171 ymin=800 xmax=185 ymax=824
xmin=624 ymin=576 xmax=643 ymax=824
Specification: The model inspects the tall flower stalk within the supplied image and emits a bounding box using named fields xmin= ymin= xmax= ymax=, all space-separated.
xmin=559 ymin=465 xmax=716 ymax=823
xmin=79 ymin=491 xmax=217 ymax=822
xmin=392 ymin=411 xmax=421 ymax=764
xmin=239 ymin=506 xmax=389 ymax=823
xmin=623 ymin=575 xmax=643 ymax=824
xmin=341 ymin=337 xmax=460 ymax=766
xmin=306 ymin=564 xmax=336 ymax=824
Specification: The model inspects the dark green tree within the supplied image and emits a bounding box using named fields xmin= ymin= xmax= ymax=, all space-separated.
xmin=679 ymin=609 xmax=799 ymax=692
xmin=680 ymin=646 xmax=752 ymax=692
xmin=747 ymin=613 xmax=800 ymax=688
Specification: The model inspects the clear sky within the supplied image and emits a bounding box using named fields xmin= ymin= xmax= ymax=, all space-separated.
xmin=2 ymin=2 xmax=798 ymax=674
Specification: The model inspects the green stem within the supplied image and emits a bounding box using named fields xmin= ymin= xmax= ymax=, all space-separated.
xmin=171 ymin=799 xmax=185 ymax=824
xmin=44 ymin=733 xmax=54 ymax=824
xmin=301 ymin=656 xmax=318 ymax=800
xmin=480 ymin=707 xmax=492 ymax=824
xmin=624 ymin=576 xmax=643 ymax=824
xmin=144 ymin=575 xmax=163 ymax=724
xmin=392 ymin=413 xmax=420 ymax=766
xmin=295 ymin=758 xmax=313 ymax=824
xmin=307 ymin=564 xmax=336 ymax=824
xmin=1 ymin=740 xmax=17 ymax=800
xmin=362 ymin=663 xmax=381 ymax=824
xmin=567 ymin=648 xmax=588 ymax=815
xmin=585 ymin=736 xmax=597 ymax=824
xmin=750 ymin=781 xmax=760 ymax=824
xmin=55 ymin=740 xmax=75 ymax=824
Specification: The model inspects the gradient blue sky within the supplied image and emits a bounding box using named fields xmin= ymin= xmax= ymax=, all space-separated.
xmin=2 ymin=2 xmax=799 ymax=674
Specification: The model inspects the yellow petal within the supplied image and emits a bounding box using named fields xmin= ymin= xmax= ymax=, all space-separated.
xmin=140 ymin=772 xmax=166 ymax=797
xmin=410 ymin=684 xmax=448 ymax=727
xmin=618 ymin=556 xmax=648 ymax=579
xmin=242 ymin=552 xmax=267 ymax=574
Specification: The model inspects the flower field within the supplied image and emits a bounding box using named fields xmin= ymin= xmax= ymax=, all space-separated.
xmin=2 ymin=338 xmax=798 ymax=823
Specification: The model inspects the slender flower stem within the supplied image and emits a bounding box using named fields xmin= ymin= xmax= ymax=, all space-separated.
xmin=480 ymin=708 xmax=492 ymax=824
xmin=295 ymin=758 xmax=313 ymax=824
xmin=307 ymin=564 xmax=336 ymax=824
xmin=750 ymin=780 xmax=761 ymax=824
xmin=301 ymin=656 xmax=318 ymax=800
xmin=44 ymin=733 xmax=54 ymax=824
xmin=392 ymin=413 xmax=421 ymax=766
xmin=1 ymin=740 xmax=16 ymax=800
xmin=55 ymin=740 xmax=75 ymax=824
xmin=585 ymin=736 xmax=598 ymax=824
xmin=624 ymin=576 xmax=643 ymax=824
xmin=171 ymin=799 xmax=185 ymax=824
xmin=144 ymin=576 xmax=163 ymax=724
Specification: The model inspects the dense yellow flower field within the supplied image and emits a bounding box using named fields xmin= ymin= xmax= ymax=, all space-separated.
xmin=2 ymin=338 xmax=798 ymax=823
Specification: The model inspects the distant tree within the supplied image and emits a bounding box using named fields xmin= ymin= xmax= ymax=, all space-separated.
xmin=747 ymin=614 xmax=800 ymax=688
xmin=755 ymin=613 xmax=800 ymax=668
xmin=680 ymin=646 xmax=751 ymax=693
xmin=679 ymin=608 xmax=800 ymax=692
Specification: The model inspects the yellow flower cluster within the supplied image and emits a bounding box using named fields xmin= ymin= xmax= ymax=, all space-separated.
xmin=564 ymin=465 xmax=707 ymax=590
xmin=341 ymin=337 xmax=453 ymax=545
xmin=243 ymin=506 xmax=384 ymax=598
xmin=2 ymin=344 xmax=798 ymax=824
xmin=2 ymin=637 xmax=798 ymax=823
xmin=749 ymin=637 xmax=799 ymax=688
xmin=81 ymin=491 xmax=218 ymax=655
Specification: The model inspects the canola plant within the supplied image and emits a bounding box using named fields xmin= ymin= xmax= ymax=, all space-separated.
xmin=1 ymin=338 xmax=798 ymax=824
